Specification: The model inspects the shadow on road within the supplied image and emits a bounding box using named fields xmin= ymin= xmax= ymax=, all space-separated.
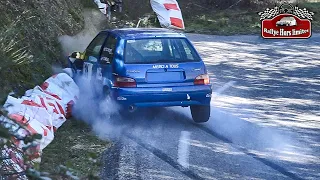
xmin=96 ymin=104 xmax=318 ymax=179
xmin=187 ymin=33 xmax=320 ymax=150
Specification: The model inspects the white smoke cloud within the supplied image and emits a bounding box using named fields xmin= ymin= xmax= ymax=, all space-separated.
xmin=71 ymin=75 xmax=124 ymax=140
xmin=58 ymin=9 xmax=106 ymax=56
xmin=56 ymin=8 xmax=132 ymax=141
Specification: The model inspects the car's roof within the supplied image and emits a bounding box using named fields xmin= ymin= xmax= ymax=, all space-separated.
xmin=101 ymin=28 xmax=186 ymax=39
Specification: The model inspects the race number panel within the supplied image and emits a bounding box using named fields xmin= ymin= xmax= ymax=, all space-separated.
xmin=83 ymin=62 xmax=93 ymax=81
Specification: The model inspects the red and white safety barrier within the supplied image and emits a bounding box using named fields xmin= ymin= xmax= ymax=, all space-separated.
xmin=151 ymin=0 xmax=185 ymax=30
xmin=93 ymin=0 xmax=108 ymax=15
xmin=1 ymin=71 xmax=79 ymax=173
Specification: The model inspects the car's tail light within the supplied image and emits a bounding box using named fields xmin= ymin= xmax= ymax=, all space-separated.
xmin=194 ymin=74 xmax=210 ymax=85
xmin=114 ymin=76 xmax=137 ymax=87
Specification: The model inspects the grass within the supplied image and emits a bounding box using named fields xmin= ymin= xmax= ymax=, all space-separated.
xmin=69 ymin=9 xmax=83 ymax=24
xmin=184 ymin=10 xmax=261 ymax=35
xmin=0 ymin=2 xmax=84 ymax=99
xmin=80 ymin=0 xmax=97 ymax=9
xmin=40 ymin=119 xmax=110 ymax=179
xmin=0 ymin=17 xmax=46 ymax=100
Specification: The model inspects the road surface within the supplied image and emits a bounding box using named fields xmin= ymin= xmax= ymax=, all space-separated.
xmin=93 ymin=34 xmax=320 ymax=180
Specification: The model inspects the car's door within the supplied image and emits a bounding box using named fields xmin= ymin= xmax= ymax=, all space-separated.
xmin=82 ymin=33 xmax=108 ymax=81
xmin=97 ymin=34 xmax=118 ymax=82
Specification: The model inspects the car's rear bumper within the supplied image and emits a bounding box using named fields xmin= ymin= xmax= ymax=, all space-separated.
xmin=111 ymin=85 xmax=212 ymax=107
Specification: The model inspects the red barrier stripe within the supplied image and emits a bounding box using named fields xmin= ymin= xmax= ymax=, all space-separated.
xmin=66 ymin=100 xmax=74 ymax=118
xmin=41 ymin=82 xmax=49 ymax=90
xmin=44 ymin=90 xmax=62 ymax=100
xmin=28 ymin=126 xmax=38 ymax=134
xmin=67 ymin=100 xmax=75 ymax=106
xmin=48 ymin=102 xmax=59 ymax=114
xmin=40 ymin=81 xmax=63 ymax=100
xmin=22 ymin=100 xmax=43 ymax=108
xmin=164 ymin=3 xmax=179 ymax=11
xmin=40 ymin=97 xmax=47 ymax=109
xmin=170 ymin=17 xmax=184 ymax=29
xmin=47 ymin=126 xmax=57 ymax=132
xmin=42 ymin=127 xmax=48 ymax=136
xmin=9 ymin=114 xmax=38 ymax=134
xmin=56 ymin=101 xmax=65 ymax=116
xmin=9 ymin=114 xmax=28 ymax=124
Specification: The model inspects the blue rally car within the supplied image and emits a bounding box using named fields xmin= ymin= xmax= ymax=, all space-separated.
xmin=68 ymin=28 xmax=212 ymax=123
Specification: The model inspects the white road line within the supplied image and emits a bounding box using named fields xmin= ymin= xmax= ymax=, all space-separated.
xmin=214 ymin=81 xmax=236 ymax=96
xmin=212 ymin=56 xmax=293 ymax=97
xmin=177 ymin=131 xmax=191 ymax=168
xmin=262 ymin=56 xmax=293 ymax=68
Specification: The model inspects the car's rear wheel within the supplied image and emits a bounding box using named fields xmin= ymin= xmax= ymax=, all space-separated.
xmin=190 ymin=105 xmax=210 ymax=123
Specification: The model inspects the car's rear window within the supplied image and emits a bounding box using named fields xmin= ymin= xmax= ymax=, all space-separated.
xmin=124 ymin=38 xmax=201 ymax=64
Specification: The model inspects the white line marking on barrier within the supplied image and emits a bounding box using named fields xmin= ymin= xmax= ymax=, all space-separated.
xmin=177 ymin=131 xmax=191 ymax=168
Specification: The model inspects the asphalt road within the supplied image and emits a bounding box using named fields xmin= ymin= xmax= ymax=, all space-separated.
xmin=95 ymin=34 xmax=320 ymax=180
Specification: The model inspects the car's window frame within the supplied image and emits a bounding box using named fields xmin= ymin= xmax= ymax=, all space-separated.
xmin=123 ymin=37 xmax=201 ymax=64
xmin=100 ymin=33 xmax=119 ymax=65
xmin=84 ymin=33 xmax=109 ymax=62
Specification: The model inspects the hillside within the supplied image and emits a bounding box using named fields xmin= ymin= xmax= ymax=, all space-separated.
xmin=0 ymin=0 xmax=89 ymax=101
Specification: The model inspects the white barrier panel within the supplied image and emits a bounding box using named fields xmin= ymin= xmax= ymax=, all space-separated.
xmin=21 ymin=88 xmax=66 ymax=130
xmin=94 ymin=0 xmax=108 ymax=15
xmin=150 ymin=0 xmax=185 ymax=29
xmin=2 ymin=72 xmax=79 ymax=162
xmin=9 ymin=113 xmax=54 ymax=152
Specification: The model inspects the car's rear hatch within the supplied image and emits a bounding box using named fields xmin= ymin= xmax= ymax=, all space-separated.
xmin=115 ymin=37 xmax=208 ymax=88
xmin=123 ymin=62 xmax=205 ymax=87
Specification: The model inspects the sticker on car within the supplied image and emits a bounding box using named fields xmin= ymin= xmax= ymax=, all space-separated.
xmin=153 ymin=64 xmax=179 ymax=69
xmin=162 ymin=88 xmax=173 ymax=92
